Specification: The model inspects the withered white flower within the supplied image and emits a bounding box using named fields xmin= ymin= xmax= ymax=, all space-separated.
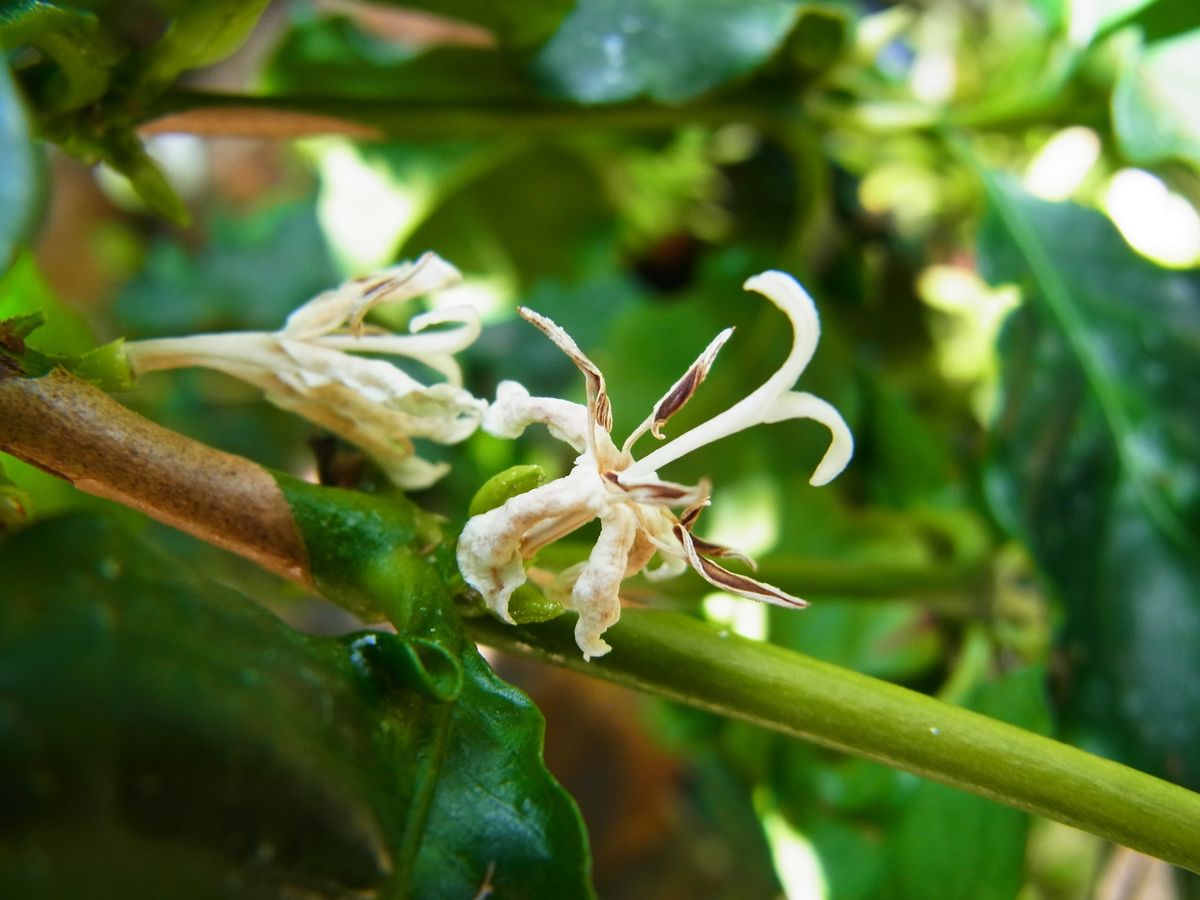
xmin=124 ymin=252 xmax=486 ymax=488
xmin=457 ymin=270 xmax=853 ymax=659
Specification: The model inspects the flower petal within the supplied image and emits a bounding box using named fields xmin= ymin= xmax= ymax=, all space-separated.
xmin=457 ymin=466 xmax=608 ymax=623
xmin=623 ymin=327 xmax=734 ymax=451
xmin=673 ymin=524 xmax=807 ymax=608
xmin=623 ymin=271 xmax=822 ymax=481
xmin=483 ymin=380 xmax=591 ymax=452
xmin=761 ymin=390 xmax=854 ymax=486
xmin=568 ymin=504 xmax=639 ymax=659
xmin=313 ymin=304 xmax=480 ymax=387
xmin=518 ymin=307 xmax=613 ymax=435
xmin=605 ymin=472 xmax=711 ymax=508
xmin=283 ymin=252 xmax=461 ymax=340
xmin=686 ymin=532 xmax=758 ymax=570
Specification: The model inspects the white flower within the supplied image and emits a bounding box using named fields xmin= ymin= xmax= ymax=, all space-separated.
xmin=123 ymin=252 xmax=486 ymax=488
xmin=457 ymin=270 xmax=853 ymax=659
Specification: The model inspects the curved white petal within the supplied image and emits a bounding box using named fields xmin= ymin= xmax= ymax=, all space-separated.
xmin=623 ymin=271 xmax=822 ymax=480
xmin=456 ymin=467 xmax=607 ymax=623
xmin=761 ymin=390 xmax=854 ymax=486
xmin=568 ymin=504 xmax=639 ymax=660
xmin=482 ymin=380 xmax=591 ymax=452
xmin=283 ymin=252 xmax=462 ymax=339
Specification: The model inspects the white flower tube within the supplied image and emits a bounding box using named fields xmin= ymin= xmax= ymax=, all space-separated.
xmin=124 ymin=252 xmax=486 ymax=488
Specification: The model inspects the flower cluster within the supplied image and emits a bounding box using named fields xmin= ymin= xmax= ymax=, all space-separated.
xmin=456 ymin=271 xmax=853 ymax=659
xmin=124 ymin=252 xmax=486 ymax=488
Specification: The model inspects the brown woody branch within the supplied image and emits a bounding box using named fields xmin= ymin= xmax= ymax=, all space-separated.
xmin=0 ymin=369 xmax=311 ymax=585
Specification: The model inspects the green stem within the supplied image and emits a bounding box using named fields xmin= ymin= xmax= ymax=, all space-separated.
xmin=468 ymin=608 xmax=1200 ymax=873
xmin=143 ymin=90 xmax=783 ymax=139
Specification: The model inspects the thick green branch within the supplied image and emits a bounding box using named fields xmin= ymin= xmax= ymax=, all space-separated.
xmin=469 ymin=610 xmax=1200 ymax=873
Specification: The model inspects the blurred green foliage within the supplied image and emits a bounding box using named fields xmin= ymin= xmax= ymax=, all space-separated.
xmin=3 ymin=0 xmax=1200 ymax=897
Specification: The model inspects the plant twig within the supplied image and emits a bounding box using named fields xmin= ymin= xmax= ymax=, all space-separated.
xmin=469 ymin=610 xmax=1200 ymax=874
xmin=0 ymin=369 xmax=310 ymax=584
xmin=141 ymin=90 xmax=779 ymax=140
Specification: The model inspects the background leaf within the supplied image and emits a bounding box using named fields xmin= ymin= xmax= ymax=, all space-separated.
xmin=982 ymin=179 xmax=1200 ymax=787
xmin=134 ymin=0 xmax=272 ymax=90
xmin=534 ymin=0 xmax=799 ymax=104
xmin=0 ymin=65 xmax=41 ymax=273
xmin=1112 ymin=28 xmax=1200 ymax=170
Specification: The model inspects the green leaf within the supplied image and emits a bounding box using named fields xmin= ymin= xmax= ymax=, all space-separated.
xmin=981 ymin=177 xmax=1200 ymax=787
xmin=1 ymin=511 xmax=595 ymax=897
xmin=534 ymin=0 xmax=799 ymax=104
xmin=0 ymin=515 xmax=402 ymax=896
xmin=0 ymin=65 xmax=41 ymax=272
xmin=277 ymin=477 xmax=595 ymax=895
xmin=1113 ymin=28 xmax=1200 ymax=169
xmin=102 ymin=129 xmax=190 ymax=225
xmin=0 ymin=1 xmax=121 ymax=111
xmin=412 ymin=649 xmax=593 ymax=897
xmin=135 ymin=0 xmax=272 ymax=91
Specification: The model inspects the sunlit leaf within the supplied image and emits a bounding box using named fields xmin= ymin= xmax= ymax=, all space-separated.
xmin=1113 ymin=28 xmax=1200 ymax=169
xmin=534 ymin=0 xmax=799 ymax=104
xmin=982 ymin=177 xmax=1200 ymax=787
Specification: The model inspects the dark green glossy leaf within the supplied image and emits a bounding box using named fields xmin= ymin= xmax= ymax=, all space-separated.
xmin=412 ymin=649 xmax=593 ymax=898
xmin=1 ymin=510 xmax=595 ymax=898
xmin=277 ymin=477 xmax=595 ymax=897
xmin=534 ymin=0 xmax=799 ymax=104
xmin=0 ymin=516 xmax=400 ymax=897
xmin=0 ymin=65 xmax=41 ymax=272
xmin=1113 ymin=28 xmax=1200 ymax=169
xmin=982 ymin=177 xmax=1200 ymax=787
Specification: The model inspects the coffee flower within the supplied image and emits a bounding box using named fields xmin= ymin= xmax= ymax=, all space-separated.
xmin=123 ymin=252 xmax=485 ymax=488
xmin=457 ymin=271 xmax=853 ymax=659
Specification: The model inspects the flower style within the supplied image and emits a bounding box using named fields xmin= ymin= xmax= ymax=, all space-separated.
xmin=456 ymin=271 xmax=854 ymax=659
xmin=123 ymin=252 xmax=486 ymax=488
